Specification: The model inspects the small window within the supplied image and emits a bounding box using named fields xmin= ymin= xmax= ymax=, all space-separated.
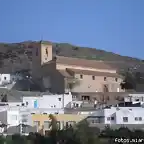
xmin=104 ymin=77 xmax=107 ymax=81
xmin=58 ymin=98 xmax=61 ymax=101
xmin=4 ymin=77 xmax=6 ymax=80
xmin=26 ymin=102 xmax=28 ymax=105
xmin=31 ymin=113 xmax=35 ymax=115
xmin=107 ymin=117 xmax=110 ymax=121
xmin=139 ymin=117 xmax=142 ymax=121
xmin=111 ymin=117 xmax=114 ymax=120
xmin=72 ymin=95 xmax=77 ymax=98
xmin=115 ymin=78 xmax=118 ymax=82
xmin=45 ymin=48 xmax=48 ymax=56
xmin=123 ymin=117 xmax=128 ymax=122
xmin=135 ymin=99 xmax=139 ymax=101
xmin=43 ymin=113 xmax=47 ymax=115
xmin=57 ymin=121 xmax=61 ymax=129
xmin=21 ymin=103 xmax=25 ymax=106
xmin=80 ymin=74 xmax=83 ymax=79
xmin=92 ymin=76 xmax=95 ymax=80
xmin=33 ymin=121 xmax=40 ymax=127
xmin=135 ymin=117 xmax=138 ymax=121
xmin=44 ymin=121 xmax=50 ymax=129
xmin=76 ymin=104 xmax=79 ymax=107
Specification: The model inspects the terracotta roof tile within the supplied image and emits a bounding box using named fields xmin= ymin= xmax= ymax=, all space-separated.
xmin=56 ymin=56 xmax=116 ymax=70
xmin=66 ymin=68 xmax=122 ymax=78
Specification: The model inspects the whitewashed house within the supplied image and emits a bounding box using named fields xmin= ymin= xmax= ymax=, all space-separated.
xmin=0 ymin=73 xmax=22 ymax=89
xmin=0 ymin=106 xmax=37 ymax=134
xmin=88 ymin=102 xmax=144 ymax=124
xmin=22 ymin=92 xmax=72 ymax=109
xmin=0 ymin=106 xmax=32 ymax=127
xmin=124 ymin=94 xmax=144 ymax=104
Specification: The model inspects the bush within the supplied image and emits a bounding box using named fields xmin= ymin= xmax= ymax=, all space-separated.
xmin=2 ymin=125 xmax=144 ymax=144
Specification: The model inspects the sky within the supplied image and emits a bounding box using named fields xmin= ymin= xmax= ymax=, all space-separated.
xmin=0 ymin=0 xmax=144 ymax=59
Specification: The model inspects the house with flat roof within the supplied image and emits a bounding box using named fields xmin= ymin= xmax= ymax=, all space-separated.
xmin=87 ymin=101 xmax=144 ymax=125
xmin=32 ymin=114 xmax=88 ymax=133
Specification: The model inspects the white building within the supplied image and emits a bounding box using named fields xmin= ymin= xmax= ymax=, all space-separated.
xmin=0 ymin=106 xmax=32 ymax=127
xmin=0 ymin=74 xmax=11 ymax=86
xmin=0 ymin=73 xmax=22 ymax=89
xmin=22 ymin=93 xmax=72 ymax=109
xmin=0 ymin=91 xmax=73 ymax=108
xmin=0 ymin=105 xmax=65 ymax=126
xmin=124 ymin=94 xmax=144 ymax=103
xmin=88 ymin=102 xmax=144 ymax=124
xmin=0 ymin=92 xmax=74 ymax=117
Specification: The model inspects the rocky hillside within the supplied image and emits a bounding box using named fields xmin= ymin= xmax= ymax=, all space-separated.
xmin=0 ymin=41 xmax=143 ymax=73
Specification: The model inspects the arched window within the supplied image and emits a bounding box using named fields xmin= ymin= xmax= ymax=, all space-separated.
xmin=45 ymin=48 xmax=48 ymax=57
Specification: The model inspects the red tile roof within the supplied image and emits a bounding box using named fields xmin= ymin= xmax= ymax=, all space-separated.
xmin=56 ymin=56 xmax=116 ymax=70
xmin=66 ymin=68 xmax=122 ymax=78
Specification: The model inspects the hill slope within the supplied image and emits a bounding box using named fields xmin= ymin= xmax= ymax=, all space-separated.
xmin=0 ymin=41 xmax=143 ymax=73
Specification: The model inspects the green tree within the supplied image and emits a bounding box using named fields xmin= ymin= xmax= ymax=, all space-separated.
xmin=11 ymin=134 xmax=26 ymax=144
xmin=75 ymin=120 xmax=98 ymax=144
xmin=120 ymin=68 xmax=144 ymax=91
xmin=120 ymin=71 xmax=136 ymax=90
xmin=0 ymin=136 xmax=5 ymax=144
xmin=65 ymin=77 xmax=81 ymax=92
xmin=49 ymin=114 xmax=57 ymax=131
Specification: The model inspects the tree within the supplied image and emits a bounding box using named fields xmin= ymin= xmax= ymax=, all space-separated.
xmin=0 ymin=136 xmax=5 ymax=144
xmin=49 ymin=114 xmax=58 ymax=131
xmin=75 ymin=120 xmax=98 ymax=144
xmin=120 ymin=71 xmax=135 ymax=90
xmin=49 ymin=114 xmax=58 ymax=144
xmin=65 ymin=77 xmax=81 ymax=92
xmin=120 ymin=68 xmax=144 ymax=91
xmin=11 ymin=134 xmax=26 ymax=144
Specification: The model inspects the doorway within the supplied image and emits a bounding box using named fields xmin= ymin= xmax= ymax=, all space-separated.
xmin=82 ymin=95 xmax=90 ymax=101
